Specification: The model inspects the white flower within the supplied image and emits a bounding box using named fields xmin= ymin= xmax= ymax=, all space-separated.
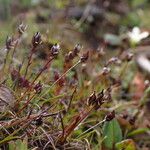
xmin=128 ymin=27 xmax=149 ymax=44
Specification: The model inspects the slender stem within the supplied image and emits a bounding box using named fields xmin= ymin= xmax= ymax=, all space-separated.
xmin=77 ymin=119 xmax=106 ymax=138
xmin=24 ymin=48 xmax=35 ymax=78
xmin=16 ymin=57 xmax=54 ymax=107
xmin=9 ymin=39 xmax=19 ymax=71
xmin=3 ymin=49 xmax=9 ymax=72
xmin=17 ymin=93 xmax=36 ymax=114
xmin=31 ymin=57 xmax=54 ymax=85
xmin=119 ymin=62 xmax=128 ymax=78
xmin=59 ymin=112 xmax=65 ymax=138
xmin=67 ymin=87 xmax=76 ymax=112
xmin=41 ymin=60 xmax=81 ymax=98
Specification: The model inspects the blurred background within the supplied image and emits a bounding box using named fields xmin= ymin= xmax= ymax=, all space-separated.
xmin=0 ymin=0 xmax=150 ymax=49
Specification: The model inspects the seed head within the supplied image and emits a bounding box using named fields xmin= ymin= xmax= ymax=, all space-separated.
xmin=34 ymin=82 xmax=42 ymax=94
xmin=106 ymin=57 xmax=121 ymax=66
xmin=87 ymin=91 xmax=97 ymax=106
xmin=80 ymin=51 xmax=89 ymax=63
xmin=126 ymin=52 xmax=134 ymax=62
xmin=105 ymin=111 xmax=115 ymax=121
xmin=73 ymin=44 xmax=82 ymax=56
xmin=11 ymin=69 xmax=20 ymax=81
xmin=101 ymin=67 xmax=111 ymax=76
xmin=6 ymin=36 xmax=14 ymax=50
xmin=18 ymin=23 xmax=27 ymax=35
xmin=35 ymin=117 xmax=43 ymax=126
xmin=50 ymin=43 xmax=60 ymax=56
xmin=32 ymin=32 xmax=42 ymax=48
xmin=18 ymin=77 xmax=30 ymax=88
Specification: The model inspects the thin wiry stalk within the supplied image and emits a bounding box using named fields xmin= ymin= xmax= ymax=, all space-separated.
xmin=40 ymin=60 xmax=81 ymax=98
xmin=24 ymin=49 xmax=34 ymax=78
xmin=16 ymin=57 xmax=54 ymax=104
xmin=76 ymin=119 xmax=106 ymax=139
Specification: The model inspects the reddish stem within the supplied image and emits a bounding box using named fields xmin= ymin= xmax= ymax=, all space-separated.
xmin=17 ymin=57 xmax=54 ymax=111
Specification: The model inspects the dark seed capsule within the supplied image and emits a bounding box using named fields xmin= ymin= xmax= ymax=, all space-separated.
xmin=18 ymin=23 xmax=27 ymax=35
xmin=68 ymin=51 xmax=74 ymax=60
xmin=32 ymin=32 xmax=42 ymax=48
xmin=87 ymin=91 xmax=97 ymax=106
xmin=80 ymin=51 xmax=89 ymax=63
xmin=50 ymin=43 xmax=60 ymax=56
xmin=105 ymin=111 xmax=115 ymax=121
xmin=35 ymin=117 xmax=43 ymax=126
xmin=96 ymin=90 xmax=104 ymax=106
xmin=129 ymin=116 xmax=136 ymax=125
xmin=101 ymin=67 xmax=111 ymax=76
xmin=34 ymin=82 xmax=42 ymax=94
xmin=73 ymin=44 xmax=81 ymax=56
xmin=6 ymin=36 xmax=14 ymax=50
xmin=126 ymin=52 xmax=133 ymax=61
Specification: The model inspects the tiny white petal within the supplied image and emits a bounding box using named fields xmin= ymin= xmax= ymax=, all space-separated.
xmin=132 ymin=27 xmax=140 ymax=35
xmin=139 ymin=32 xmax=149 ymax=40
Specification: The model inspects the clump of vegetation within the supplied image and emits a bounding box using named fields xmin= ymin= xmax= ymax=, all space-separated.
xmin=0 ymin=21 xmax=150 ymax=150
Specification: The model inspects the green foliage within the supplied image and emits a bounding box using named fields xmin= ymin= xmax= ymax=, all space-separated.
xmin=104 ymin=34 xmax=122 ymax=46
xmin=122 ymin=12 xmax=141 ymax=27
xmin=9 ymin=138 xmax=28 ymax=150
xmin=103 ymin=118 xmax=123 ymax=149
xmin=127 ymin=128 xmax=150 ymax=137
xmin=0 ymin=0 xmax=11 ymax=20
xmin=131 ymin=0 xmax=148 ymax=8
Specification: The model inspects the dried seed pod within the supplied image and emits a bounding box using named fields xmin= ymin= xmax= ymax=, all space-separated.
xmin=129 ymin=116 xmax=136 ymax=125
xmin=96 ymin=90 xmax=104 ymax=106
xmin=6 ymin=36 xmax=14 ymax=50
xmin=103 ymin=87 xmax=112 ymax=102
xmin=11 ymin=69 xmax=20 ymax=81
xmin=35 ymin=117 xmax=43 ymax=126
xmin=73 ymin=44 xmax=81 ymax=56
xmin=106 ymin=57 xmax=121 ymax=66
xmin=101 ymin=67 xmax=111 ymax=76
xmin=68 ymin=51 xmax=74 ymax=60
xmin=32 ymin=32 xmax=42 ymax=48
xmin=105 ymin=110 xmax=115 ymax=121
xmin=18 ymin=77 xmax=30 ymax=88
xmin=80 ymin=51 xmax=89 ymax=63
xmin=120 ymin=51 xmax=134 ymax=62
xmin=18 ymin=23 xmax=27 ymax=35
xmin=50 ymin=43 xmax=60 ymax=56
xmin=126 ymin=52 xmax=134 ymax=61
xmin=87 ymin=91 xmax=97 ymax=106
xmin=34 ymin=82 xmax=42 ymax=94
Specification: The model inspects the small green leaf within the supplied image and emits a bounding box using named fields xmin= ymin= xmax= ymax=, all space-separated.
xmin=115 ymin=139 xmax=136 ymax=150
xmin=104 ymin=34 xmax=122 ymax=46
xmin=127 ymin=128 xmax=150 ymax=137
xmin=103 ymin=118 xmax=122 ymax=149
